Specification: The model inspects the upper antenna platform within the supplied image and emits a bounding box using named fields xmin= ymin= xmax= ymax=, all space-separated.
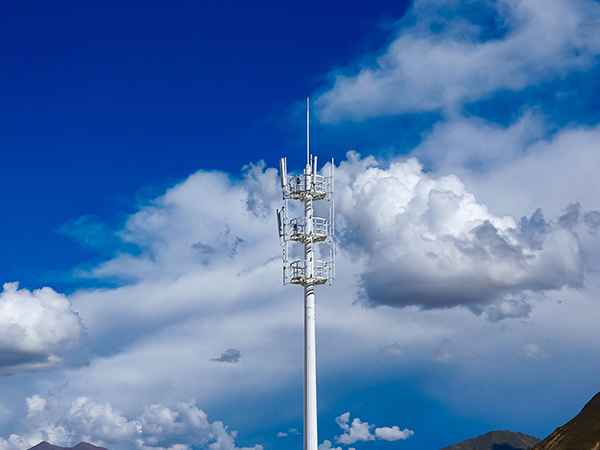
xmin=276 ymin=96 xmax=335 ymax=287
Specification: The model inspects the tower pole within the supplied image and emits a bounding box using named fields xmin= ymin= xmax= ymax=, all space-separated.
xmin=304 ymin=163 xmax=318 ymax=450
xmin=278 ymin=96 xmax=334 ymax=450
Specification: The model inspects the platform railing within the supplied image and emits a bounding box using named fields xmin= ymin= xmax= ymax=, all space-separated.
xmin=284 ymin=259 xmax=333 ymax=286
xmin=283 ymin=173 xmax=331 ymax=201
xmin=288 ymin=217 xmax=330 ymax=243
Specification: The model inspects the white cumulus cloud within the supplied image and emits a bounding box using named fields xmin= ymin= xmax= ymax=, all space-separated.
xmin=333 ymin=412 xmax=413 ymax=445
xmin=0 ymin=282 xmax=83 ymax=375
xmin=335 ymin=413 xmax=374 ymax=444
xmin=374 ymin=426 xmax=414 ymax=441
xmin=0 ymin=435 xmax=30 ymax=450
xmin=26 ymin=395 xmax=47 ymax=418
xmin=336 ymin=152 xmax=583 ymax=315
xmin=319 ymin=440 xmax=354 ymax=450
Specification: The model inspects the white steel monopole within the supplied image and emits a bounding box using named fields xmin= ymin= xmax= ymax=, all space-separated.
xmin=276 ymin=98 xmax=335 ymax=450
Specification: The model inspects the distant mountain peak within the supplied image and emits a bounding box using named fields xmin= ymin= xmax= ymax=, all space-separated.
xmin=72 ymin=443 xmax=109 ymax=450
xmin=439 ymin=429 xmax=540 ymax=450
xmin=27 ymin=442 xmax=109 ymax=450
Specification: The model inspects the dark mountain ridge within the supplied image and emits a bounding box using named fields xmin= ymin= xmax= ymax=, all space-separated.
xmin=530 ymin=390 xmax=600 ymax=450
xmin=439 ymin=430 xmax=540 ymax=450
xmin=28 ymin=442 xmax=109 ymax=450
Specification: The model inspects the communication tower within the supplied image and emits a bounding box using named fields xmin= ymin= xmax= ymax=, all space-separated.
xmin=277 ymin=98 xmax=335 ymax=450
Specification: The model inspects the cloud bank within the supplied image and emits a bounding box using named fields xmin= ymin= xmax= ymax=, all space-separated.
xmin=1 ymin=149 xmax=592 ymax=447
xmin=315 ymin=0 xmax=600 ymax=122
xmin=0 ymin=396 xmax=262 ymax=450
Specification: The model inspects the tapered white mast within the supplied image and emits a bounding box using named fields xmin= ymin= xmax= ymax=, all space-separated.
xmin=277 ymin=97 xmax=335 ymax=450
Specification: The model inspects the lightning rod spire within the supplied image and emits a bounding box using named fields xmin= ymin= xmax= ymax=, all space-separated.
xmin=307 ymin=96 xmax=310 ymax=166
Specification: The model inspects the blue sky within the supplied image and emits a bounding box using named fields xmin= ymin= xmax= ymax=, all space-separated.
xmin=1 ymin=1 xmax=600 ymax=450
xmin=0 ymin=0 xmax=406 ymax=289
